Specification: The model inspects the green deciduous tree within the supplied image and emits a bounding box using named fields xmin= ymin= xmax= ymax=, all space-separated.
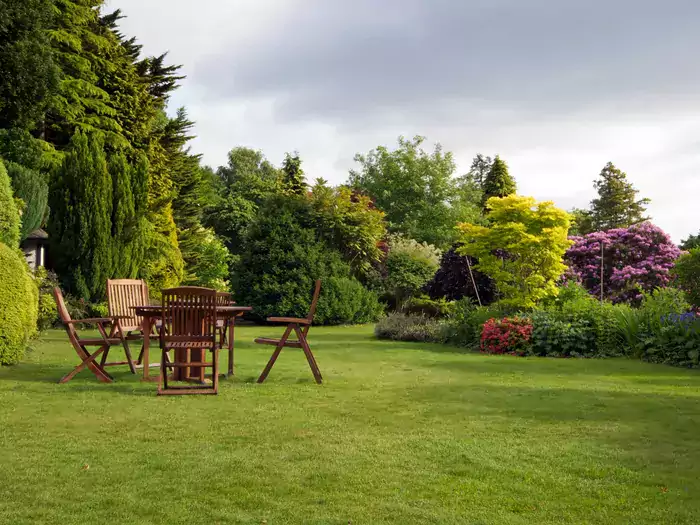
xmin=588 ymin=162 xmax=650 ymax=232
xmin=468 ymin=153 xmax=493 ymax=187
xmin=349 ymin=136 xmax=474 ymax=248
xmin=457 ymin=195 xmax=573 ymax=309
xmin=671 ymin=249 xmax=700 ymax=309
xmin=481 ymin=155 xmax=516 ymax=209
xmin=680 ymin=232 xmax=700 ymax=251
xmin=48 ymin=131 xmax=113 ymax=301
xmin=0 ymin=159 xmax=21 ymax=248
xmin=5 ymin=161 xmax=48 ymax=240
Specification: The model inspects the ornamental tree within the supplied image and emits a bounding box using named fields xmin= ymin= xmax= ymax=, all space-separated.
xmin=565 ymin=222 xmax=681 ymax=304
xmin=457 ymin=195 xmax=572 ymax=309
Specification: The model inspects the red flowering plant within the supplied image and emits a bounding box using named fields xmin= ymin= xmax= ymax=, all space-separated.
xmin=480 ymin=317 xmax=533 ymax=356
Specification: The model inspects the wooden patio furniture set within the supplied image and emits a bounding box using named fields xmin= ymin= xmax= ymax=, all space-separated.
xmin=54 ymin=279 xmax=323 ymax=395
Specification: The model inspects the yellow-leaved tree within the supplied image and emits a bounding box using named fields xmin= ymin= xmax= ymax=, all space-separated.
xmin=456 ymin=195 xmax=572 ymax=309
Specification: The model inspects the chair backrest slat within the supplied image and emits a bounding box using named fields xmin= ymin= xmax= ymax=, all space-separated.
xmin=162 ymin=287 xmax=218 ymax=343
xmin=107 ymin=279 xmax=148 ymax=332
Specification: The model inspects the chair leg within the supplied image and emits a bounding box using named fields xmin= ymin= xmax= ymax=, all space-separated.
xmin=212 ymin=348 xmax=219 ymax=394
xmin=294 ymin=326 xmax=322 ymax=384
xmin=257 ymin=325 xmax=293 ymax=383
xmin=121 ymin=340 xmax=137 ymax=375
xmin=61 ymin=346 xmax=112 ymax=384
xmin=100 ymin=348 xmax=109 ymax=367
xmin=158 ymin=349 xmax=168 ymax=395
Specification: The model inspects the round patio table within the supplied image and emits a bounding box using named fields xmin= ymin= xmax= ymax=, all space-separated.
xmin=131 ymin=305 xmax=253 ymax=381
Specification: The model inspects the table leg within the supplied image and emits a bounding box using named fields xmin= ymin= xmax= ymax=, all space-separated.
xmin=142 ymin=315 xmax=151 ymax=381
xmin=227 ymin=317 xmax=236 ymax=377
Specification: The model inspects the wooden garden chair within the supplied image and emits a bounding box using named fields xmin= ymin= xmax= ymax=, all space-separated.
xmin=158 ymin=287 xmax=220 ymax=396
xmin=255 ymin=280 xmax=323 ymax=384
xmin=53 ymin=287 xmax=135 ymax=384
xmin=106 ymin=279 xmax=152 ymax=366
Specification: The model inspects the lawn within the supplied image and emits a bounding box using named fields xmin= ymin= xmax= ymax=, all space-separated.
xmin=1 ymin=326 xmax=699 ymax=524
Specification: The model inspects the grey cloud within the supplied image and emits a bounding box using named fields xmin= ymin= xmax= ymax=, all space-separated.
xmin=196 ymin=0 xmax=700 ymax=124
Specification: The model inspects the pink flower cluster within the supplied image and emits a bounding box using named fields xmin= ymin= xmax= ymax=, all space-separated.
xmin=566 ymin=222 xmax=681 ymax=304
xmin=481 ymin=317 xmax=533 ymax=356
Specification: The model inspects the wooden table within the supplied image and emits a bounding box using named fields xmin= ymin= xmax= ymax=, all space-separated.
xmin=131 ymin=305 xmax=253 ymax=382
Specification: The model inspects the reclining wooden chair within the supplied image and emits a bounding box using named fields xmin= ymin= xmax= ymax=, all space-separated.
xmin=106 ymin=279 xmax=152 ymax=366
xmin=53 ymin=287 xmax=135 ymax=384
xmin=158 ymin=287 xmax=220 ymax=395
xmin=255 ymin=280 xmax=323 ymax=384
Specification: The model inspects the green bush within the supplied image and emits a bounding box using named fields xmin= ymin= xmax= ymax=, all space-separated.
xmin=0 ymin=159 xmax=21 ymax=248
xmin=636 ymin=314 xmax=700 ymax=368
xmin=403 ymin=296 xmax=455 ymax=318
xmin=34 ymin=267 xmax=59 ymax=330
xmin=442 ymin=299 xmax=510 ymax=348
xmin=672 ymin=249 xmax=700 ymax=309
xmin=375 ymin=313 xmax=445 ymax=343
xmin=234 ymin=195 xmax=381 ymax=325
xmin=315 ymin=276 xmax=384 ymax=325
xmin=0 ymin=242 xmax=38 ymax=364
xmin=385 ymin=234 xmax=441 ymax=309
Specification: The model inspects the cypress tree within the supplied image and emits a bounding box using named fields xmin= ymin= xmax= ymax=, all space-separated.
xmin=48 ymin=131 xmax=113 ymax=300
xmin=481 ymin=155 xmax=516 ymax=209
xmin=282 ymin=152 xmax=307 ymax=195
xmin=109 ymin=152 xmax=139 ymax=277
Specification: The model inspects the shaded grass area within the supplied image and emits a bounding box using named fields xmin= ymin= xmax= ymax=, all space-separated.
xmin=1 ymin=326 xmax=699 ymax=524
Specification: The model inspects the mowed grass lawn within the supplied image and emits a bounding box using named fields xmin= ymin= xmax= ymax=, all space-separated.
xmin=1 ymin=326 xmax=700 ymax=524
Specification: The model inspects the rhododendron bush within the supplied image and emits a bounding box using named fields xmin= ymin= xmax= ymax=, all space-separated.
xmin=480 ymin=317 xmax=533 ymax=355
xmin=566 ymin=222 xmax=681 ymax=304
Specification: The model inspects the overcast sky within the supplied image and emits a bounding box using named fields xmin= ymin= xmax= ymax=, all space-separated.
xmin=109 ymin=0 xmax=700 ymax=242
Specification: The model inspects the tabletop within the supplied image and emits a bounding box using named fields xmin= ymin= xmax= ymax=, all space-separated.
xmin=131 ymin=305 xmax=253 ymax=315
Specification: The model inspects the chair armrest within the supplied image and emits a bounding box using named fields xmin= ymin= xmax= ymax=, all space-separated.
xmin=266 ymin=317 xmax=311 ymax=325
xmin=65 ymin=317 xmax=115 ymax=325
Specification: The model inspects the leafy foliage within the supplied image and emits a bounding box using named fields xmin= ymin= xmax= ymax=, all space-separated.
xmin=481 ymin=155 xmax=516 ymax=208
xmin=349 ymin=136 xmax=478 ymax=248
xmin=480 ymin=317 xmax=532 ymax=355
xmin=566 ymin=222 xmax=681 ymax=304
xmin=0 ymin=242 xmax=38 ymax=365
xmin=315 ymin=277 xmax=383 ymax=325
xmin=680 ymin=232 xmax=700 ymax=251
xmin=48 ymin=131 xmax=113 ymax=301
xmin=281 ymin=152 xmax=307 ymax=195
xmin=5 ymin=161 xmax=48 ymax=240
xmin=0 ymin=159 xmax=21 ymax=248
xmin=374 ymin=313 xmax=446 ymax=343
xmin=426 ymin=245 xmax=496 ymax=305
xmin=457 ymin=195 xmax=572 ymax=309
xmin=385 ymin=235 xmax=441 ymax=309
xmin=586 ymin=162 xmax=650 ymax=233
xmin=672 ymin=249 xmax=700 ymax=309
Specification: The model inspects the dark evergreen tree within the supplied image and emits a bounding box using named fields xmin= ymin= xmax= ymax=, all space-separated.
xmin=588 ymin=162 xmax=650 ymax=231
xmin=468 ymin=153 xmax=493 ymax=187
xmin=48 ymin=131 xmax=113 ymax=301
xmin=426 ymin=245 xmax=496 ymax=304
xmin=680 ymin=232 xmax=700 ymax=251
xmin=481 ymin=155 xmax=516 ymax=208
xmin=0 ymin=0 xmax=59 ymax=130
xmin=282 ymin=152 xmax=307 ymax=195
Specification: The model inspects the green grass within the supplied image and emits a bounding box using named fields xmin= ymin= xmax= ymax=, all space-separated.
xmin=1 ymin=326 xmax=700 ymax=524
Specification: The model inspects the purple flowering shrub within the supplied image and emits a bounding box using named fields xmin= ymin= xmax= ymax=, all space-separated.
xmin=565 ymin=222 xmax=681 ymax=304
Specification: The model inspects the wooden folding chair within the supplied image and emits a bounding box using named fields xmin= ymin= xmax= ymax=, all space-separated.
xmin=255 ymin=280 xmax=323 ymax=384
xmin=53 ymin=287 xmax=135 ymax=384
xmin=107 ymin=279 xmax=152 ymax=365
xmin=158 ymin=287 xmax=220 ymax=396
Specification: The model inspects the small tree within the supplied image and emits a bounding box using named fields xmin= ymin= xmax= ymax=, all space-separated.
xmin=481 ymin=155 xmax=516 ymax=209
xmin=48 ymin=131 xmax=113 ymax=301
xmin=281 ymin=152 xmax=307 ymax=195
xmin=588 ymin=162 xmax=650 ymax=232
xmin=385 ymin=235 xmax=441 ymax=309
xmin=457 ymin=195 xmax=572 ymax=309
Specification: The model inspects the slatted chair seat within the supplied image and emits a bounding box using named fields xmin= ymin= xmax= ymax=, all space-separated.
xmin=256 ymin=280 xmax=323 ymax=384
xmin=53 ymin=288 xmax=136 ymax=383
xmin=107 ymin=279 xmax=153 ymax=366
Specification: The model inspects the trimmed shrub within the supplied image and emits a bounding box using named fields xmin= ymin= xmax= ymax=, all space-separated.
xmin=385 ymin=234 xmax=440 ymax=309
xmin=480 ymin=317 xmax=533 ymax=355
xmin=375 ymin=313 xmax=445 ymax=343
xmin=403 ymin=296 xmax=455 ymax=318
xmin=0 ymin=242 xmax=38 ymax=364
xmin=315 ymin=277 xmax=384 ymax=325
